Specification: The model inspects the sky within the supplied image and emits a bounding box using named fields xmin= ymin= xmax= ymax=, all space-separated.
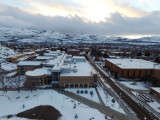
xmin=0 ymin=0 xmax=160 ymax=37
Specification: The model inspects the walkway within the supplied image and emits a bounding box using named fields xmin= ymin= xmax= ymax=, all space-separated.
xmin=95 ymin=87 xmax=105 ymax=105
xmin=56 ymin=89 xmax=133 ymax=120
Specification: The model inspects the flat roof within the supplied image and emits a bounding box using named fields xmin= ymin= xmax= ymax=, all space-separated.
xmin=151 ymin=87 xmax=160 ymax=93
xmin=36 ymin=56 xmax=53 ymax=60
xmin=26 ymin=67 xmax=51 ymax=76
xmin=106 ymin=59 xmax=157 ymax=69
xmin=18 ymin=61 xmax=42 ymax=66
xmin=60 ymin=61 xmax=93 ymax=76
xmin=44 ymin=53 xmax=59 ymax=56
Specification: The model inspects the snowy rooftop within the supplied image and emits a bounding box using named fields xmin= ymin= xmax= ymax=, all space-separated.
xmin=106 ymin=59 xmax=157 ymax=69
xmin=18 ymin=61 xmax=42 ymax=66
xmin=26 ymin=67 xmax=51 ymax=76
xmin=43 ymin=54 xmax=65 ymax=67
xmin=60 ymin=61 xmax=94 ymax=76
xmin=36 ymin=56 xmax=54 ymax=60
xmin=68 ymin=49 xmax=80 ymax=51
xmin=23 ymin=51 xmax=35 ymax=55
xmin=49 ymin=50 xmax=61 ymax=54
xmin=151 ymin=87 xmax=160 ymax=93
xmin=43 ymin=59 xmax=57 ymax=67
xmin=44 ymin=53 xmax=59 ymax=56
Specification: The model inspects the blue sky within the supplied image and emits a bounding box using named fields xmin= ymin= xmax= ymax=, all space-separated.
xmin=0 ymin=0 xmax=160 ymax=36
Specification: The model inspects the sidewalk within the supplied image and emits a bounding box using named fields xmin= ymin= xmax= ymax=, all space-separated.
xmin=57 ymin=89 xmax=134 ymax=120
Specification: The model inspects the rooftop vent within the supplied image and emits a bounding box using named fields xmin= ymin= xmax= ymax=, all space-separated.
xmin=73 ymin=66 xmax=77 ymax=72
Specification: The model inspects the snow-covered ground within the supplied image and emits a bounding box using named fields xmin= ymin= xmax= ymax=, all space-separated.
xmin=148 ymin=101 xmax=160 ymax=113
xmin=65 ymin=88 xmax=100 ymax=103
xmin=0 ymin=90 xmax=106 ymax=120
xmin=66 ymin=87 xmax=125 ymax=114
xmin=132 ymin=91 xmax=160 ymax=113
xmin=120 ymin=81 xmax=149 ymax=90
xmin=97 ymin=86 xmax=125 ymax=114
xmin=1 ymin=62 xmax=17 ymax=71
xmin=0 ymin=45 xmax=16 ymax=59
xmin=0 ymin=117 xmax=30 ymax=120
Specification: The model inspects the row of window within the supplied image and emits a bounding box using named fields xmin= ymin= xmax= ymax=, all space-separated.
xmin=60 ymin=78 xmax=92 ymax=82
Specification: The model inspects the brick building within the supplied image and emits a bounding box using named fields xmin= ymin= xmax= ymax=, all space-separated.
xmin=67 ymin=49 xmax=80 ymax=56
xmin=105 ymin=59 xmax=160 ymax=79
xmin=17 ymin=61 xmax=42 ymax=75
xmin=24 ymin=51 xmax=97 ymax=88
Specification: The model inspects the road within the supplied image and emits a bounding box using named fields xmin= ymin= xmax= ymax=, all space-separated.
xmin=85 ymin=54 xmax=160 ymax=120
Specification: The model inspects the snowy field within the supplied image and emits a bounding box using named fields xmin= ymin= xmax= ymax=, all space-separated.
xmin=148 ymin=101 xmax=160 ymax=113
xmin=0 ymin=90 xmax=106 ymax=120
xmin=65 ymin=88 xmax=100 ymax=103
xmin=0 ymin=45 xmax=16 ymax=59
xmin=120 ymin=81 xmax=149 ymax=90
xmin=97 ymin=86 xmax=125 ymax=114
xmin=66 ymin=87 xmax=125 ymax=114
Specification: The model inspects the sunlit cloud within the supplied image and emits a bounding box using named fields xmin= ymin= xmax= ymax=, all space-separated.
xmin=0 ymin=0 xmax=160 ymax=36
xmin=2 ymin=0 xmax=148 ymax=22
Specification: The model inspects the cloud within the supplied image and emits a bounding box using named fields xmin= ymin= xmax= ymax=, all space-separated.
xmin=0 ymin=4 xmax=160 ymax=36
xmin=7 ymin=0 xmax=148 ymax=22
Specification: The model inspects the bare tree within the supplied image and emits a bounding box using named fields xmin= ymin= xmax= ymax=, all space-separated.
xmin=13 ymin=76 xmax=25 ymax=93
xmin=0 ymin=75 xmax=9 ymax=93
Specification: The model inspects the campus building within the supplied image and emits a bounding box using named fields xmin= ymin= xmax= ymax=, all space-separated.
xmin=67 ymin=49 xmax=80 ymax=56
xmin=17 ymin=61 xmax=42 ymax=75
xmin=105 ymin=59 xmax=160 ymax=79
xmin=22 ymin=50 xmax=97 ymax=88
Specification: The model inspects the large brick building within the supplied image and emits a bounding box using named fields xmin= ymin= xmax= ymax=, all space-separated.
xmin=24 ymin=51 xmax=97 ymax=88
xmin=17 ymin=61 xmax=42 ymax=75
xmin=105 ymin=59 xmax=160 ymax=79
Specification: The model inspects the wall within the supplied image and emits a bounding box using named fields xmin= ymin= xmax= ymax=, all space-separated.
xmin=105 ymin=60 xmax=153 ymax=78
xmin=59 ymin=76 xmax=94 ymax=87
xmin=17 ymin=65 xmax=42 ymax=75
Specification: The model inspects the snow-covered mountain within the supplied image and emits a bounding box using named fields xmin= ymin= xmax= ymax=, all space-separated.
xmin=0 ymin=27 xmax=160 ymax=45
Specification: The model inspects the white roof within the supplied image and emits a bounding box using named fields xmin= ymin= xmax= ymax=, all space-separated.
xmin=18 ymin=61 xmax=42 ymax=66
xmin=73 ymin=56 xmax=85 ymax=59
xmin=36 ymin=56 xmax=53 ymax=60
xmin=44 ymin=53 xmax=59 ymax=56
xmin=106 ymin=59 xmax=157 ymax=69
xmin=68 ymin=49 xmax=80 ymax=51
xmin=60 ymin=61 xmax=93 ymax=76
xmin=151 ymin=87 xmax=160 ymax=93
xmin=43 ymin=53 xmax=65 ymax=67
xmin=26 ymin=67 xmax=51 ymax=76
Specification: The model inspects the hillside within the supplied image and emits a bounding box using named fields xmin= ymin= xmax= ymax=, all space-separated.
xmin=0 ymin=27 xmax=160 ymax=45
